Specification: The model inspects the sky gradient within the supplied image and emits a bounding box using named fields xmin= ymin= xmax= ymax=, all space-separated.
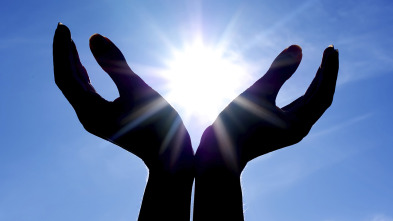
xmin=1 ymin=0 xmax=393 ymax=220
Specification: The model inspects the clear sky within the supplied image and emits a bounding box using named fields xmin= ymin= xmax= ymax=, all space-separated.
xmin=1 ymin=0 xmax=393 ymax=220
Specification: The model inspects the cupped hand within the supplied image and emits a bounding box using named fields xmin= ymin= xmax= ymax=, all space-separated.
xmin=53 ymin=24 xmax=193 ymax=173
xmin=196 ymin=45 xmax=339 ymax=174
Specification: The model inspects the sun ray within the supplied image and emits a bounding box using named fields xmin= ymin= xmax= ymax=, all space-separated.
xmin=212 ymin=117 xmax=240 ymax=173
xmin=234 ymin=96 xmax=286 ymax=128
xmin=216 ymin=7 xmax=244 ymax=51
xmin=161 ymin=38 xmax=252 ymax=126
xmin=111 ymin=97 xmax=168 ymax=141
xmin=159 ymin=115 xmax=184 ymax=155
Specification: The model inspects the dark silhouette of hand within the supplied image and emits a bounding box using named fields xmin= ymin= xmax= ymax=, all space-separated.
xmin=196 ymin=45 xmax=339 ymax=174
xmin=193 ymin=45 xmax=338 ymax=221
xmin=53 ymin=23 xmax=193 ymax=173
xmin=53 ymin=23 xmax=339 ymax=220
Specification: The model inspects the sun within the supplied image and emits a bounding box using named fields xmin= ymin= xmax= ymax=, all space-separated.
xmin=161 ymin=38 xmax=252 ymax=125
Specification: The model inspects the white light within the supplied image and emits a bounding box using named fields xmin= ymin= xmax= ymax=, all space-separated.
xmin=162 ymin=39 xmax=251 ymax=124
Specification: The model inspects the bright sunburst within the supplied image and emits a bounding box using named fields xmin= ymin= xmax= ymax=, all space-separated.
xmin=161 ymin=38 xmax=252 ymax=124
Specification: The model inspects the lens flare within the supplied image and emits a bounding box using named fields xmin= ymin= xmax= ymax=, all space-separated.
xmin=162 ymin=39 xmax=252 ymax=125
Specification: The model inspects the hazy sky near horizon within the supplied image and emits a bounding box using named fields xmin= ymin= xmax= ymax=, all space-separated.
xmin=1 ymin=0 xmax=393 ymax=220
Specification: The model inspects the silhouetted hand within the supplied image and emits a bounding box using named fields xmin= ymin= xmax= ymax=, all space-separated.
xmin=53 ymin=23 xmax=193 ymax=173
xmin=54 ymin=23 xmax=194 ymax=220
xmin=193 ymin=45 xmax=339 ymax=221
xmin=196 ymin=45 xmax=339 ymax=174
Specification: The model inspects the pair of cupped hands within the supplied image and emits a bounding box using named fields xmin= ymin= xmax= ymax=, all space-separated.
xmin=54 ymin=23 xmax=338 ymax=178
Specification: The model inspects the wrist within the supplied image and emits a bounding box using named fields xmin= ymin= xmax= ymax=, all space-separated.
xmin=194 ymin=161 xmax=244 ymax=221
xmin=193 ymin=127 xmax=245 ymax=221
xmin=146 ymin=132 xmax=195 ymax=177
xmin=148 ymin=165 xmax=194 ymax=185
xmin=139 ymin=161 xmax=194 ymax=221
xmin=195 ymin=126 xmax=244 ymax=177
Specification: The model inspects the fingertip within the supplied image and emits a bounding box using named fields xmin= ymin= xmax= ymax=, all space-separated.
xmin=323 ymin=45 xmax=338 ymax=57
xmin=89 ymin=33 xmax=103 ymax=42
xmin=287 ymin=44 xmax=302 ymax=52
xmin=328 ymin=45 xmax=339 ymax=56
xmin=55 ymin=22 xmax=71 ymax=40
xmin=285 ymin=45 xmax=303 ymax=61
xmin=89 ymin=33 xmax=102 ymax=46
xmin=89 ymin=34 xmax=112 ymax=57
xmin=321 ymin=45 xmax=338 ymax=66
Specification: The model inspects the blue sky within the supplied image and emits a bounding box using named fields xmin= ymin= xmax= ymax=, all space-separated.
xmin=1 ymin=0 xmax=393 ymax=220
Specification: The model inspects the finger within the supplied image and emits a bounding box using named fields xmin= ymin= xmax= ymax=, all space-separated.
xmin=248 ymin=45 xmax=302 ymax=103
xmin=53 ymin=23 xmax=99 ymax=106
xmin=89 ymin=34 xmax=151 ymax=99
xmin=70 ymin=39 xmax=96 ymax=93
xmin=53 ymin=23 xmax=79 ymax=94
xmin=285 ymin=45 xmax=339 ymax=124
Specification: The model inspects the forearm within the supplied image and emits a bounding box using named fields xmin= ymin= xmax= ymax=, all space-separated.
xmin=137 ymin=125 xmax=195 ymax=221
xmin=193 ymin=127 xmax=245 ymax=221
xmin=138 ymin=169 xmax=194 ymax=221
xmin=194 ymin=169 xmax=244 ymax=221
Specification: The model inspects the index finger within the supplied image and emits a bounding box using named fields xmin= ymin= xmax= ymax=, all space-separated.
xmin=247 ymin=45 xmax=303 ymax=104
xmin=89 ymin=34 xmax=152 ymax=100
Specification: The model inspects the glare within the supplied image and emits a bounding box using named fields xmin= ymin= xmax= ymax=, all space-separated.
xmin=162 ymin=39 xmax=252 ymax=124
